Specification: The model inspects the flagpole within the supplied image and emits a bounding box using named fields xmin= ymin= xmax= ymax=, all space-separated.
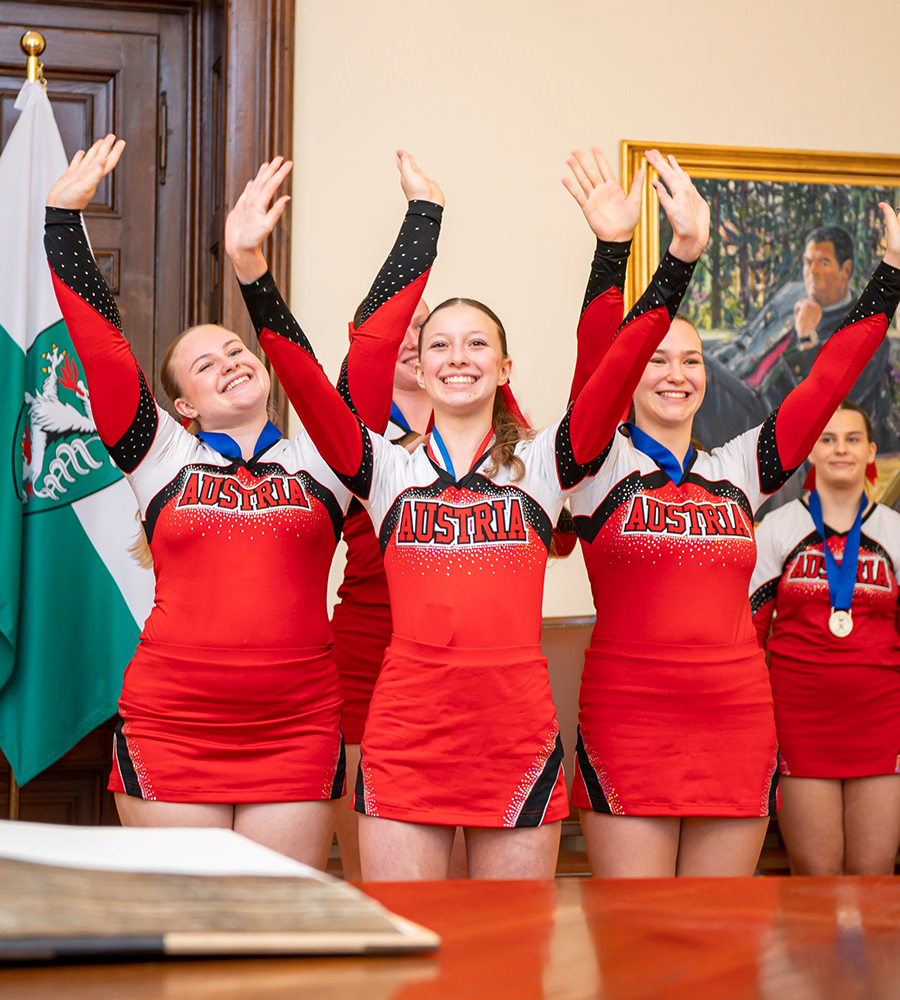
xmin=8 ymin=772 xmax=19 ymax=820
xmin=20 ymin=30 xmax=46 ymax=86
xmin=2 ymin=31 xmax=47 ymax=824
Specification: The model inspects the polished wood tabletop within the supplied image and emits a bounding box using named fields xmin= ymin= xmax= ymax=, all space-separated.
xmin=3 ymin=875 xmax=900 ymax=999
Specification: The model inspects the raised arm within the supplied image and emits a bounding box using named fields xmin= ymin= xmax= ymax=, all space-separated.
xmin=225 ymin=159 xmax=370 ymax=493
xmin=227 ymin=154 xmax=444 ymax=435
xmin=44 ymin=135 xmax=158 ymax=473
xmin=340 ymin=151 xmax=443 ymax=431
xmin=563 ymin=147 xmax=643 ymax=402
xmin=561 ymin=151 xmax=710 ymax=473
xmin=760 ymin=205 xmax=900 ymax=492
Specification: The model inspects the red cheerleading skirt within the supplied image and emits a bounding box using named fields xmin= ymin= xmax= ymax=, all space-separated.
xmin=769 ymin=653 xmax=900 ymax=778
xmin=572 ymin=638 xmax=778 ymax=817
xmin=109 ymin=642 xmax=344 ymax=802
xmin=354 ymin=635 xmax=568 ymax=828
xmin=330 ymin=600 xmax=392 ymax=744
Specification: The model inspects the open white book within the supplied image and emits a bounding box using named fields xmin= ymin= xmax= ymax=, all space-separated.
xmin=0 ymin=820 xmax=439 ymax=961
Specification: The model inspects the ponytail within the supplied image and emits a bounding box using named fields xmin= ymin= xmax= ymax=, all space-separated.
xmin=482 ymin=388 xmax=531 ymax=481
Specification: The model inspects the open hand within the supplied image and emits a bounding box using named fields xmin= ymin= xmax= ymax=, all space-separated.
xmin=562 ymin=147 xmax=644 ymax=243
xmin=879 ymin=203 xmax=900 ymax=269
xmin=645 ymin=150 xmax=709 ymax=262
xmin=47 ymin=134 xmax=125 ymax=210
xmin=397 ymin=150 xmax=444 ymax=206
xmin=225 ymin=157 xmax=292 ymax=283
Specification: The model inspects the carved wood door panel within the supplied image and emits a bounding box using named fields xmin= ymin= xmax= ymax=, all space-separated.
xmin=0 ymin=4 xmax=192 ymax=390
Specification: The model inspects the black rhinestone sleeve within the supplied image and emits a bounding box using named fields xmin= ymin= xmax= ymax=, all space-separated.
xmin=749 ymin=576 xmax=780 ymax=617
xmin=839 ymin=260 xmax=900 ymax=329
xmin=336 ymin=355 xmax=356 ymax=414
xmin=581 ymin=239 xmax=630 ymax=315
xmin=107 ymin=367 xmax=159 ymax=473
xmin=239 ymin=270 xmax=317 ymax=357
xmin=756 ymin=408 xmax=794 ymax=494
xmin=555 ymin=404 xmax=611 ymax=489
xmin=45 ymin=207 xmax=123 ymax=331
xmin=619 ymin=251 xmax=696 ymax=327
xmin=45 ymin=207 xmax=159 ymax=468
xmin=355 ymin=200 xmax=442 ymax=328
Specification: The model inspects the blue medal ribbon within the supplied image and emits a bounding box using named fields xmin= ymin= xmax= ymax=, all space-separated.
xmin=430 ymin=426 xmax=456 ymax=479
xmin=390 ymin=401 xmax=412 ymax=433
xmin=624 ymin=422 xmax=694 ymax=484
xmin=197 ymin=419 xmax=281 ymax=460
xmin=807 ymin=490 xmax=867 ymax=612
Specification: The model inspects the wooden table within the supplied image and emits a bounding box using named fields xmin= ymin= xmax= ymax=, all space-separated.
xmin=3 ymin=876 xmax=900 ymax=999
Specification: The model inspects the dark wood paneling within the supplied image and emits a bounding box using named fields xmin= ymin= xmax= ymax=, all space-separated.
xmin=0 ymin=719 xmax=120 ymax=825
xmin=220 ymin=0 xmax=293 ymax=420
xmin=1 ymin=0 xmax=293 ymax=823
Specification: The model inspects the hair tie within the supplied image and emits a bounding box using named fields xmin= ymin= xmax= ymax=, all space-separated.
xmin=866 ymin=461 xmax=878 ymax=484
xmin=500 ymin=383 xmax=530 ymax=429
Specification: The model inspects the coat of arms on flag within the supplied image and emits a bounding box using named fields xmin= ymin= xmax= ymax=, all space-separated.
xmin=0 ymin=79 xmax=154 ymax=787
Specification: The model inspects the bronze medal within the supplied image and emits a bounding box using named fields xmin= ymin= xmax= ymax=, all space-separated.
xmin=828 ymin=609 xmax=853 ymax=638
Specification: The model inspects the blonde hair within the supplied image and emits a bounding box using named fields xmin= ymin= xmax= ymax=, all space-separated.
xmin=131 ymin=325 xmax=278 ymax=568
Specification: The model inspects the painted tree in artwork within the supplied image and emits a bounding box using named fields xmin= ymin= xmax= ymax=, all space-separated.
xmin=659 ymin=179 xmax=899 ymax=334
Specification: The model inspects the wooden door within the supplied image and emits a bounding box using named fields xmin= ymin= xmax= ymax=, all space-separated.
xmin=0 ymin=0 xmax=294 ymax=823
xmin=0 ymin=4 xmax=192 ymax=388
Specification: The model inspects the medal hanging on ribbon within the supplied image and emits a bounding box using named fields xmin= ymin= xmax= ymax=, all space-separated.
xmin=807 ymin=490 xmax=867 ymax=638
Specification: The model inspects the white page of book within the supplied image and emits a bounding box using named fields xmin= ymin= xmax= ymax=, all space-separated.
xmin=0 ymin=820 xmax=335 ymax=881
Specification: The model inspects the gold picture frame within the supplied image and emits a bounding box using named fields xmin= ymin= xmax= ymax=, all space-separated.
xmin=620 ymin=140 xmax=900 ymax=499
xmin=620 ymin=140 xmax=900 ymax=310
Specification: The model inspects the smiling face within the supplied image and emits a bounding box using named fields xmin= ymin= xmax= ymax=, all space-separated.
xmin=394 ymin=297 xmax=429 ymax=393
xmin=414 ymin=303 xmax=512 ymax=418
xmin=632 ymin=317 xmax=705 ymax=435
xmin=169 ymin=325 xmax=270 ymax=430
xmin=810 ymin=408 xmax=876 ymax=491
xmin=803 ymin=240 xmax=852 ymax=307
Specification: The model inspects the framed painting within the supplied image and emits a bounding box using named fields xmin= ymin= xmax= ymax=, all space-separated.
xmin=621 ymin=141 xmax=900 ymax=498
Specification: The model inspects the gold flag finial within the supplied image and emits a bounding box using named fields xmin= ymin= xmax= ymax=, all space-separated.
xmin=20 ymin=30 xmax=46 ymax=85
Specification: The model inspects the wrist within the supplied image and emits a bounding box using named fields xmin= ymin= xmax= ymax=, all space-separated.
xmin=229 ymin=247 xmax=268 ymax=284
xmin=668 ymin=236 xmax=705 ymax=263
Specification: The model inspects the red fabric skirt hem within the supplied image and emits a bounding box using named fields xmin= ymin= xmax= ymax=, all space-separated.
xmin=771 ymin=652 xmax=900 ymax=779
xmin=357 ymin=635 xmax=566 ymax=827
xmin=577 ymin=637 xmax=777 ymax=816
xmin=110 ymin=641 xmax=343 ymax=800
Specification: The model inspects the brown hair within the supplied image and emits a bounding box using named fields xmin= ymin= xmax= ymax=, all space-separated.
xmin=835 ymin=399 xmax=874 ymax=442
xmin=420 ymin=297 xmax=531 ymax=481
xmin=626 ymin=311 xmax=703 ymax=427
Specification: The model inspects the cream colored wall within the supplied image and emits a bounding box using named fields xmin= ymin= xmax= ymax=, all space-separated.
xmin=290 ymin=0 xmax=900 ymax=617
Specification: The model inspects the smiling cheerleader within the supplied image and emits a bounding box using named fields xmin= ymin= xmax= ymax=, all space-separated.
xmin=229 ymin=146 xmax=703 ymax=880
xmin=564 ymin=149 xmax=900 ymax=877
xmin=752 ymin=402 xmax=900 ymax=875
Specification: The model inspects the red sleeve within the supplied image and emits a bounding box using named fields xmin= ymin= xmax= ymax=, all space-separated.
xmin=569 ymin=239 xmax=629 ymax=403
xmin=259 ymin=328 xmax=370 ymax=492
xmin=340 ymin=200 xmax=442 ymax=431
xmin=567 ymin=251 xmax=696 ymax=467
xmin=45 ymin=208 xmax=157 ymax=471
xmin=774 ymin=262 xmax=900 ymax=470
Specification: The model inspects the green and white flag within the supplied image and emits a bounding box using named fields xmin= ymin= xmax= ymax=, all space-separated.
xmin=0 ymin=81 xmax=154 ymax=785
